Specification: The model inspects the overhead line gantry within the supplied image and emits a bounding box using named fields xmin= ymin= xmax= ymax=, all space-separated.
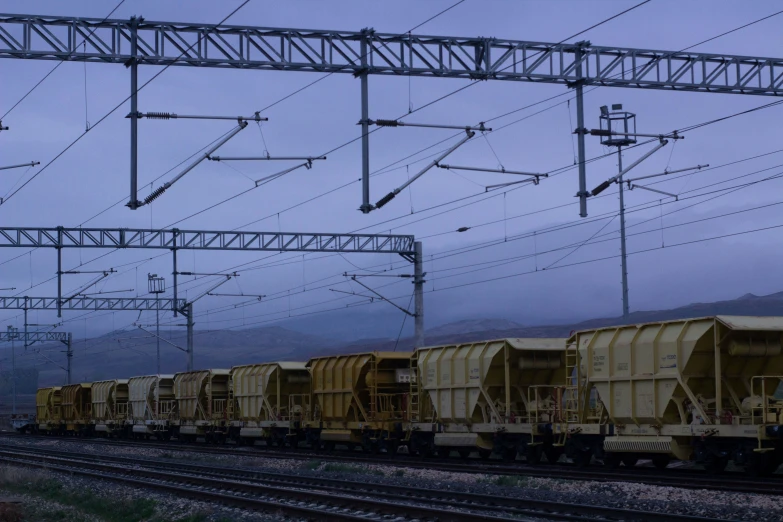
xmin=0 ymin=227 xmax=420 ymax=372
xmin=1 ymin=13 xmax=781 ymax=215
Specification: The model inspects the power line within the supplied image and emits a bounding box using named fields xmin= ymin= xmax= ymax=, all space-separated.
xmin=0 ymin=1 xmax=127 ymax=120
xmin=0 ymin=0 xmax=252 ymax=206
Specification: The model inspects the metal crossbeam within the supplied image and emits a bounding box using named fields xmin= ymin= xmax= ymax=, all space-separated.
xmin=1 ymin=13 xmax=783 ymax=95
xmin=0 ymin=296 xmax=184 ymax=311
xmin=0 ymin=227 xmax=415 ymax=254
xmin=0 ymin=330 xmax=68 ymax=342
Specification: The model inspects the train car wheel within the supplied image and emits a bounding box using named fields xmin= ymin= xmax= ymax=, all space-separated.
xmin=572 ymin=449 xmax=591 ymax=467
xmin=544 ymin=447 xmax=562 ymax=464
xmin=704 ymin=454 xmax=728 ymax=474
xmin=621 ymin=456 xmax=638 ymax=468
xmin=458 ymin=449 xmax=471 ymax=460
xmin=478 ymin=449 xmax=491 ymax=460
xmin=501 ymin=447 xmax=517 ymax=462
xmin=525 ymin=445 xmax=543 ymax=465
xmin=603 ymin=453 xmax=621 ymax=469
xmin=652 ymin=455 xmax=670 ymax=470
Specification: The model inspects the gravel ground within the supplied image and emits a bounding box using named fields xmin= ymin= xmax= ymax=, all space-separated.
xmin=3 ymin=436 xmax=782 ymax=521
xmin=0 ymin=461 xmax=285 ymax=521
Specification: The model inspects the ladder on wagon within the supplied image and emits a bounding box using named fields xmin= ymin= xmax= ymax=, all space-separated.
xmin=408 ymin=353 xmax=419 ymax=421
xmin=369 ymin=354 xmax=378 ymax=422
xmin=557 ymin=337 xmax=582 ymax=445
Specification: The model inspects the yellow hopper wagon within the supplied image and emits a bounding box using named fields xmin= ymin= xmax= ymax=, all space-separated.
xmin=411 ymin=338 xmax=566 ymax=462
xmin=173 ymin=369 xmax=231 ymax=443
xmin=230 ymin=362 xmax=310 ymax=447
xmin=91 ymin=379 xmax=129 ymax=437
xmin=306 ymin=351 xmax=412 ymax=453
xmin=565 ymin=315 xmax=783 ymax=475
xmin=60 ymin=383 xmax=92 ymax=435
xmin=35 ymin=386 xmax=63 ymax=434
xmin=127 ymin=374 xmax=176 ymax=439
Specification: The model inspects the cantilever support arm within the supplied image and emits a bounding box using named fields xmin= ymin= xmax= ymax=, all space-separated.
xmin=375 ymin=130 xmax=475 ymax=209
xmin=209 ymin=155 xmax=326 ymax=162
xmin=349 ymin=276 xmax=415 ymax=317
xmin=254 ymin=159 xmax=319 ymax=187
xmin=628 ymin=184 xmax=678 ymax=200
xmin=591 ymin=138 xmax=669 ymax=196
xmin=142 ymin=121 xmax=248 ymax=205
xmin=0 ymin=161 xmax=39 ymax=171
xmin=186 ymin=274 xmax=236 ymax=308
xmin=136 ymin=325 xmax=187 ymax=352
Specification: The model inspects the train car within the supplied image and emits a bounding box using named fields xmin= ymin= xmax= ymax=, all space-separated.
xmin=91 ymin=379 xmax=129 ymax=437
xmin=127 ymin=374 xmax=176 ymax=439
xmin=61 ymin=383 xmax=92 ymax=435
xmin=410 ymin=338 xmax=566 ymax=462
xmin=172 ymin=369 xmax=231 ymax=442
xmin=35 ymin=386 xmax=62 ymax=434
xmin=564 ymin=315 xmax=783 ymax=475
xmin=230 ymin=362 xmax=310 ymax=446
xmin=305 ymin=352 xmax=412 ymax=453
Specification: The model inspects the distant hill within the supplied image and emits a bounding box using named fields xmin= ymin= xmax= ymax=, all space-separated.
xmin=328 ymin=290 xmax=783 ymax=352
xmin=29 ymin=289 xmax=783 ymax=387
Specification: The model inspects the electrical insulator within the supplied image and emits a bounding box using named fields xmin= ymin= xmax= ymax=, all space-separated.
xmin=144 ymin=185 xmax=168 ymax=205
xmin=145 ymin=112 xmax=174 ymax=120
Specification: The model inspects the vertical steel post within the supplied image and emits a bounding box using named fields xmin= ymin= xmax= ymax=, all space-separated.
xmin=128 ymin=16 xmax=140 ymax=209
xmin=156 ymin=308 xmax=160 ymax=374
xmin=574 ymin=42 xmax=589 ymax=218
xmin=10 ymin=328 xmax=15 ymax=415
xmin=66 ymin=333 xmax=72 ymax=384
xmin=413 ymin=241 xmax=424 ymax=348
xmin=186 ymin=303 xmax=193 ymax=371
xmin=359 ymin=30 xmax=372 ymax=213
xmin=617 ymin=147 xmax=629 ymax=318
xmin=56 ymin=253 xmax=62 ymax=318
xmin=172 ymin=243 xmax=178 ymax=318
xmin=23 ymin=304 xmax=27 ymax=351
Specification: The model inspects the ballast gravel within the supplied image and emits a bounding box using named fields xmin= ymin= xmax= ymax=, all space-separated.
xmin=0 ymin=465 xmax=284 ymax=521
xmin=3 ymin=435 xmax=782 ymax=521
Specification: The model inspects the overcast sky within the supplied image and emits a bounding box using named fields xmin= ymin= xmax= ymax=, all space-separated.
xmin=2 ymin=0 xmax=783 ymax=372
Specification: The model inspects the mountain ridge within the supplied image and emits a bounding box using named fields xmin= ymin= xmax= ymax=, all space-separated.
xmin=29 ymin=289 xmax=783 ymax=386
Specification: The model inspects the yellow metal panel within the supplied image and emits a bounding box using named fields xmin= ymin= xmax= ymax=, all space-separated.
xmin=717 ymin=315 xmax=783 ymax=331
xmin=36 ymin=387 xmax=62 ymax=422
xmin=60 ymin=383 xmax=92 ymax=422
xmin=307 ymin=352 xmax=412 ymax=424
xmin=91 ymin=379 xmax=130 ymax=422
xmin=91 ymin=381 xmax=112 ymax=421
xmin=129 ymin=375 xmax=156 ymax=421
xmin=174 ymin=369 xmax=230 ymax=421
xmin=577 ymin=316 xmax=783 ymax=427
xmin=417 ymin=339 xmax=566 ymax=425
xmin=231 ymin=362 xmax=309 ymax=422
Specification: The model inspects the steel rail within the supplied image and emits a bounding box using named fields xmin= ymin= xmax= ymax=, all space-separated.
xmin=0 ymin=446 xmax=723 ymax=522
xmin=0 ymin=451 xmax=520 ymax=522
xmin=9 ymin=433 xmax=783 ymax=496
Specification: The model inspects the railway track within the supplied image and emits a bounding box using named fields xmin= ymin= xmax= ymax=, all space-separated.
xmin=0 ymin=443 xmax=724 ymax=522
xmin=4 ymin=432 xmax=782 ymax=496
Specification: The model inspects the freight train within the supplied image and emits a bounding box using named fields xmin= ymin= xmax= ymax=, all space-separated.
xmin=28 ymin=315 xmax=783 ymax=476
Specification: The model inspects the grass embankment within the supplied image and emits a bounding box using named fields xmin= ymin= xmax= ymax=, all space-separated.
xmin=0 ymin=466 xmax=232 ymax=521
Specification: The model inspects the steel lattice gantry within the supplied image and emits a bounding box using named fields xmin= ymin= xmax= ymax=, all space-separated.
xmin=0 ymin=14 xmax=781 ymax=94
xmin=0 ymin=329 xmax=74 ymax=383
xmin=0 ymin=330 xmax=68 ymax=342
xmin=1 ymin=14 xmax=781 ymax=215
xmin=0 ymin=227 xmax=423 ymax=371
xmin=0 ymin=296 xmax=184 ymax=311
xmin=0 ymin=227 xmax=416 ymax=253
